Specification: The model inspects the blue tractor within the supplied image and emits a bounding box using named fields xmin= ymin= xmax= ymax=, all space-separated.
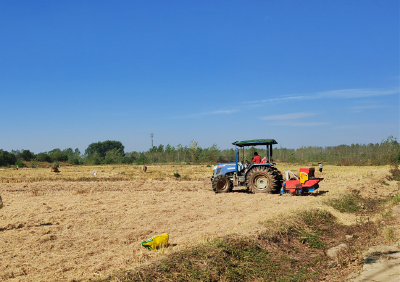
xmin=211 ymin=139 xmax=283 ymax=194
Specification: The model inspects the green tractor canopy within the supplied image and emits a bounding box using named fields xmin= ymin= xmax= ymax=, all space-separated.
xmin=232 ymin=139 xmax=278 ymax=147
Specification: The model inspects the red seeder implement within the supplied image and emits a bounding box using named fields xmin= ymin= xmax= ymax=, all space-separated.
xmin=281 ymin=167 xmax=323 ymax=196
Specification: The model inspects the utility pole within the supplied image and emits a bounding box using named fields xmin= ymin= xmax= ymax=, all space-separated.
xmin=150 ymin=133 xmax=154 ymax=164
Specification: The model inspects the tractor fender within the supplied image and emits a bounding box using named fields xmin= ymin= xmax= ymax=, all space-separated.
xmin=244 ymin=164 xmax=271 ymax=179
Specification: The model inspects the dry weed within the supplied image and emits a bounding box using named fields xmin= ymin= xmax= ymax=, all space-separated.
xmin=72 ymin=188 xmax=90 ymax=195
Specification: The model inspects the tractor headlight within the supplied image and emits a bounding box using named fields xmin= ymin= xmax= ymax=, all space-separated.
xmin=213 ymin=164 xmax=227 ymax=176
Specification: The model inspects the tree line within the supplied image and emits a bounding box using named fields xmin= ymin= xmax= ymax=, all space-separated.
xmin=0 ymin=136 xmax=399 ymax=167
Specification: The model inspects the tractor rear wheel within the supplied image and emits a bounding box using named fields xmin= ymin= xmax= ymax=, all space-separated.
xmin=246 ymin=167 xmax=280 ymax=193
xmin=270 ymin=167 xmax=284 ymax=190
xmin=212 ymin=175 xmax=233 ymax=193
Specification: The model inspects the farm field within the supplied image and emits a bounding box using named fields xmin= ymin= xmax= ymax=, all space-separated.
xmin=0 ymin=164 xmax=399 ymax=281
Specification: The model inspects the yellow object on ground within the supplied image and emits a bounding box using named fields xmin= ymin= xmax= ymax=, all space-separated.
xmin=141 ymin=233 xmax=169 ymax=250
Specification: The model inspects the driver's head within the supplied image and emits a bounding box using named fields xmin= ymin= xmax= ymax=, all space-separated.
xmin=254 ymin=152 xmax=258 ymax=156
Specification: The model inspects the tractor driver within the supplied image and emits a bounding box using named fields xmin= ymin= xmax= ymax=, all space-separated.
xmin=252 ymin=152 xmax=261 ymax=164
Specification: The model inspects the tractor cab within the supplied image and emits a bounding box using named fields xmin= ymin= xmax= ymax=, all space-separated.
xmin=211 ymin=139 xmax=283 ymax=194
xmin=233 ymin=139 xmax=277 ymax=176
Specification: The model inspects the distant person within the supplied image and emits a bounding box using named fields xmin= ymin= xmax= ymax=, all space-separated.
xmin=252 ymin=152 xmax=261 ymax=164
xmin=318 ymin=163 xmax=323 ymax=173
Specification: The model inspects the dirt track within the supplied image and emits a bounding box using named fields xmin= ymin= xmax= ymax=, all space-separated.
xmin=0 ymin=165 xmax=398 ymax=281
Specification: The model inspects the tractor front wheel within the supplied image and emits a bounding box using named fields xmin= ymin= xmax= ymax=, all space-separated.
xmin=212 ymin=175 xmax=233 ymax=193
xmin=246 ymin=167 xmax=276 ymax=193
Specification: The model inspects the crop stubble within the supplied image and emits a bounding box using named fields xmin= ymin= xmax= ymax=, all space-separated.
xmin=0 ymin=164 xmax=398 ymax=281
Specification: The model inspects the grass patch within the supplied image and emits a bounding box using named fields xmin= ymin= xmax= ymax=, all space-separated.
xmin=385 ymin=227 xmax=397 ymax=242
xmin=381 ymin=208 xmax=393 ymax=218
xmin=325 ymin=193 xmax=363 ymax=212
xmin=387 ymin=191 xmax=400 ymax=205
xmin=324 ymin=192 xmax=380 ymax=213
xmin=380 ymin=190 xmax=400 ymax=218
xmin=299 ymin=231 xmax=326 ymax=249
xmin=266 ymin=209 xmax=332 ymax=250
xmin=299 ymin=209 xmax=336 ymax=226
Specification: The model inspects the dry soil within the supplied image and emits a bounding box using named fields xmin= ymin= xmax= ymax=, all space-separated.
xmin=0 ymin=164 xmax=398 ymax=281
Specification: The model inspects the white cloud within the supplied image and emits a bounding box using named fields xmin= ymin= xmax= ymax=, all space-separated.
xmin=333 ymin=125 xmax=362 ymax=129
xmin=202 ymin=109 xmax=238 ymax=115
xmin=172 ymin=109 xmax=239 ymax=119
xmin=348 ymin=105 xmax=387 ymax=110
xmin=260 ymin=112 xmax=326 ymax=126
xmin=349 ymin=105 xmax=389 ymax=113
xmin=260 ymin=112 xmax=318 ymax=120
xmin=272 ymin=121 xmax=328 ymax=127
xmin=316 ymin=88 xmax=399 ymax=99
xmin=246 ymin=95 xmax=308 ymax=104
xmin=347 ymin=101 xmax=390 ymax=113
xmin=246 ymin=87 xmax=399 ymax=104
xmin=332 ymin=124 xmax=390 ymax=129
xmin=333 ymin=124 xmax=383 ymax=129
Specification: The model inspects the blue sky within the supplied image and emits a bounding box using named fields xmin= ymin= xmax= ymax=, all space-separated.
xmin=0 ymin=0 xmax=399 ymax=153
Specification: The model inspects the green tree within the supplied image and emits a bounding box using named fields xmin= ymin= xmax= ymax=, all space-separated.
xmin=36 ymin=152 xmax=52 ymax=162
xmin=63 ymin=148 xmax=75 ymax=160
xmin=176 ymin=144 xmax=183 ymax=162
xmin=190 ymin=140 xmax=198 ymax=163
xmin=85 ymin=141 xmax=125 ymax=158
xmin=123 ymin=151 xmax=137 ymax=164
xmin=68 ymin=148 xmax=82 ymax=165
xmin=104 ymin=148 xmax=124 ymax=164
xmin=87 ymin=153 xmax=102 ymax=165
xmin=165 ymin=144 xmax=175 ymax=162
xmin=48 ymin=148 xmax=68 ymax=162
xmin=157 ymin=144 xmax=164 ymax=153
xmin=208 ymin=144 xmax=219 ymax=163
xmin=16 ymin=159 xmax=25 ymax=168
xmin=0 ymin=150 xmax=17 ymax=166
xmin=135 ymin=153 xmax=148 ymax=165
xmin=20 ymin=150 xmax=35 ymax=161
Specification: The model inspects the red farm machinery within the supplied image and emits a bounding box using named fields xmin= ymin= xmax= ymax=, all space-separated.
xmin=281 ymin=167 xmax=323 ymax=196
